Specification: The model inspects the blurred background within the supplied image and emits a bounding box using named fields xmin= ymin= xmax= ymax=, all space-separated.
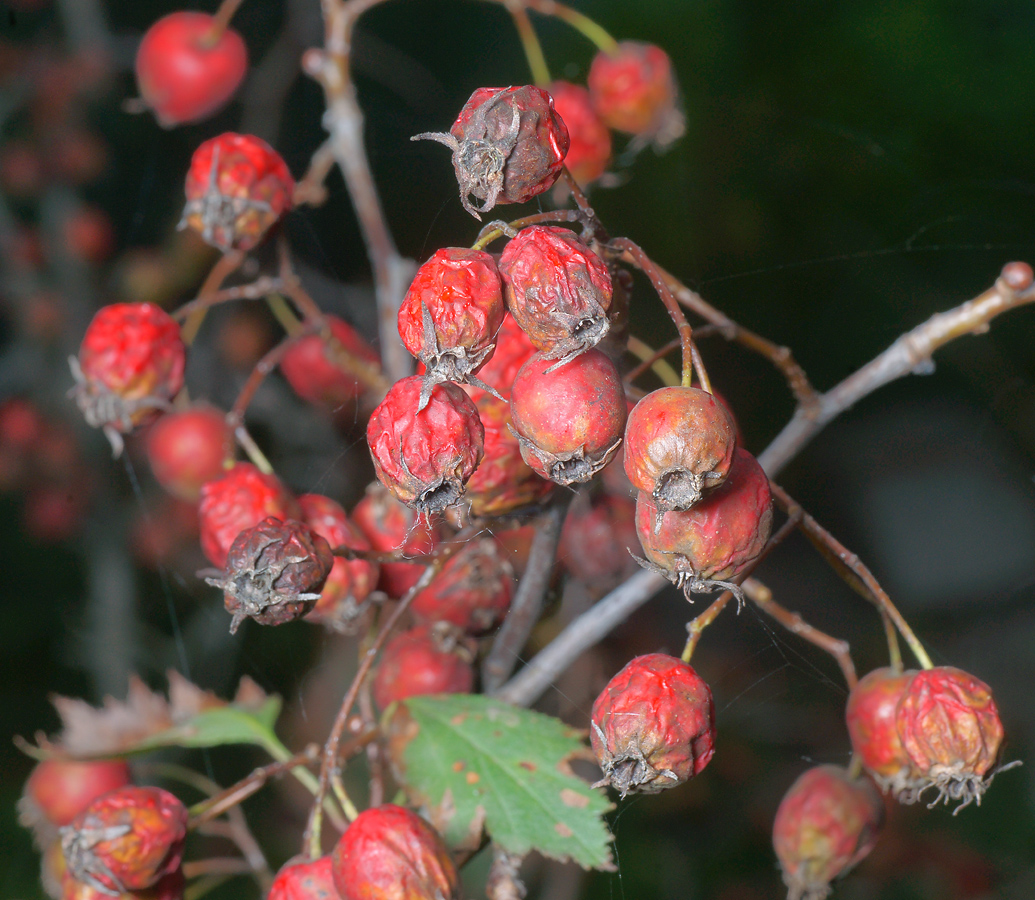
xmin=1 ymin=0 xmax=1034 ymax=898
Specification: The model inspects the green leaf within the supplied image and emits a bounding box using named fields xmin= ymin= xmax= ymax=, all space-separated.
xmin=385 ymin=694 xmax=614 ymax=871
xmin=124 ymin=696 xmax=284 ymax=755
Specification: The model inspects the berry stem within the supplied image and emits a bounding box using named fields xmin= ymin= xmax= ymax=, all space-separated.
xmin=471 ymin=209 xmax=581 ymax=251
xmin=881 ymin=608 xmax=903 ymax=673
xmin=181 ymin=251 xmax=245 ymax=345
xmin=233 ymin=425 xmax=273 ymax=474
xmin=521 ymin=0 xmax=619 ymax=53
xmin=205 ymin=0 xmax=248 ymax=45
xmin=505 ymin=0 xmax=552 ymax=86
xmin=626 ymin=335 xmax=681 ymax=387
xmin=292 ymin=138 xmax=336 ymax=208
xmin=172 ymin=276 xmax=284 ymax=322
xmin=264 ymin=293 xmax=305 ymax=336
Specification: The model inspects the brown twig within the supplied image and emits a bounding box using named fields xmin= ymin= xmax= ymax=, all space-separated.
xmin=172 ymin=277 xmax=284 ymax=321
xmin=182 ymin=251 xmax=245 ymax=345
xmin=292 ymin=139 xmax=337 ymax=208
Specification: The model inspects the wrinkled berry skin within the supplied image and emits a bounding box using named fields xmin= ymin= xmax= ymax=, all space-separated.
xmin=135 ymin=12 xmax=247 ymax=128
xmin=181 ymin=133 xmax=292 ymax=252
xmin=772 ymin=765 xmax=884 ymax=900
xmin=280 ymin=316 xmax=379 ymax=410
xmin=625 ymin=386 xmax=737 ymax=513
xmin=548 ymin=81 xmax=611 ymax=186
xmin=298 ymin=494 xmax=379 ymax=634
xmin=895 ymin=666 xmax=1004 ymax=809
xmin=61 ymin=867 xmax=185 ymax=900
xmin=414 ymin=85 xmax=569 ymax=219
xmin=60 ymin=786 xmax=187 ymax=894
xmin=207 ymin=517 xmax=333 ymax=634
xmin=499 ymin=226 xmax=612 ymax=363
xmin=588 ymin=42 xmax=681 ymax=140
xmin=331 ymin=804 xmax=459 ymax=900
xmin=367 ymin=376 xmax=484 ymax=514
xmin=509 ymin=349 xmax=626 ymax=485
xmin=462 ymin=314 xmax=538 ymax=403
xmin=845 ymin=667 xmax=918 ymax=796
xmin=636 ymin=447 xmax=772 ymax=592
xmin=372 ymin=624 xmax=474 ymax=712
xmin=590 ymin=653 xmax=715 ymax=797
xmin=560 ymin=492 xmax=639 ymax=591
xmin=398 ymin=248 xmax=505 ymax=395
xmin=23 ymin=759 xmax=132 ymax=829
xmin=145 ymin=406 xmax=230 ymax=502
xmin=269 ymin=855 xmax=339 ymax=900
xmin=411 ymin=537 xmax=513 ymax=634
xmin=198 ymin=462 xmax=301 ymax=568
xmin=71 ymin=303 xmax=185 ymax=452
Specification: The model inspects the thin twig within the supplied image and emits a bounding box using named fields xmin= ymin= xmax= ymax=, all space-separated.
xmin=172 ymin=277 xmax=284 ymax=321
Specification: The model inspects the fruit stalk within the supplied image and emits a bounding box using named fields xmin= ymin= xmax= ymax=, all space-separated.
xmin=504 ymin=0 xmax=551 ymax=86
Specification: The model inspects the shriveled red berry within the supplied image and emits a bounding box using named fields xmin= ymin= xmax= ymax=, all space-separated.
xmin=180 ymin=133 xmax=292 ymax=252
xmin=548 ymin=81 xmax=611 ymax=186
xmin=624 ymin=386 xmax=737 ymax=515
xmin=411 ymin=537 xmax=513 ymax=634
xmin=367 ymin=376 xmax=484 ymax=514
xmin=372 ymin=624 xmax=474 ymax=712
xmin=498 ymin=226 xmax=612 ymax=363
xmin=269 ymin=855 xmax=339 ymax=900
xmin=772 ymin=765 xmax=884 ymax=900
xmin=590 ymin=653 xmax=715 ymax=797
xmin=845 ymin=667 xmax=918 ymax=797
xmin=206 ymin=516 xmax=333 ymax=634
xmin=462 ymin=313 xmax=537 ymax=402
xmin=331 ymin=804 xmax=459 ymax=900
xmin=588 ymin=42 xmax=683 ymax=144
xmin=22 ymin=760 xmax=132 ymax=832
xmin=509 ymin=349 xmax=626 ymax=485
xmin=895 ymin=666 xmax=1005 ymax=810
xmin=279 ymin=316 xmax=380 ymax=411
xmin=635 ymin=447 xmax=772 ymax=598
xmin=145 ymin=405 xmax=231 ymax=502
xmin=413 ymin=85 xmax=569 ymax=219
xmin=60 ymin=786 xmax=187 ymax=894
xmin=61 ymin=866 xmax=185 ymax=900
xmin=560 ymin=491 xmax=639 ymax=591
xmin=197 ymin=462 xmax=301 ymax=568
xmin=135 ymin=12 xmax=247 ymax=128
xmin=298 ymin=494 xmax=379 ymax=634
xmin=71 ymin=303 xmax=185 ymax=454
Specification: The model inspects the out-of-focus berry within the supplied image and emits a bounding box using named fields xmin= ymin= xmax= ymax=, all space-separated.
xmin=372 ymin=624 xmax=474 ymax=712
xmin=462 ymin=313 xmax=537 ymax=403
xmin=560 ymin=491 xmax=639 ymax=591
xmin=588 ymin=42 xmax=683 ymax=145
xmin=279 ymin=316 xmax=380 ymax=411
xmin=145 ymin=406 xmax=231 ymax=502
xmin=21 ymin=759 xmax=132 ymax=833
xmin=62 ymin=206 xmax=115 ymax=265
xmin=548 ymin=81 xmax=611 ymax=186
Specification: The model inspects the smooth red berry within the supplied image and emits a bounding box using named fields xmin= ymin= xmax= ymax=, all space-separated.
xmin=279 ymin=316 xmax=380 ymax=411
xmin=180 ymin=133 xmax=292 ymax=252
xmin=372 ymin=624 xmax=474 ymax=712
xmin=498 ymin=226 xmax=612 ymax=363
xmin=367 ymin=376 xmax=484 ymax=514
xmin=560 ymin=491 xmax=639 ymax=591
xmin=772 ymin=765 xmax=884 ymax=900
xmin=413 ymin=85 xmax=569 ymax=219
xmin=845 ymin=667 xmax=918 ymax=796
xmin=331 ymin=804 xmax=459 ymax=900
xmin=197 ymin=462 xmax=301 ymax=568
xmin=145 ymin=406 xmax=231 ymax=502
xmin=461 ymin=313 xmax=537 ymax=402
xmin=269 ymin=855 xmax=339 ymax=900
xmin=135 ymin=12 xmax=247 ymax=128
xmin=509 ymin=349 xmax=626 ymax=485
xmin=548 ymin=81 xmax=611 ymax=186
xmin=624 ymin=386 xmax=737 ymax=513
xmin=590 ymin=653 xmax=715 ymax=797
xmin=23 ymin=759 xmax=132 ymax=829
xmin=588 ymin=42 xmax=682 ymax=142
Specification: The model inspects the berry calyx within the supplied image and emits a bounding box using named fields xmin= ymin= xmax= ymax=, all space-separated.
xmin=331 ymin=804 xmax=459 ymax=900
xmin=509 ymin=349 xmax=626 ymax=486
xmin=413 ymin=85 xmax=569 ymax=219
xmin=279 ymin=316 xmax=380 ymax=411
xmin=145 ymin=405 xmax=231 ymax=502
xmin=372 ymin=624 xmax=475 ymax=712
xmin=845 ymin=667 xmax=918 ymax=797
xmin=22 ymin=759 xmax=132 ymax=829
xmin=461 ymin=313 xmax=538 ymax=403
xmin=590 ymin=653 xmax=715 ymax=797
xmin=772 ymin=765 xmax=884 ymax=900
xmin=367 ymin=376 xmax=484 ymax=514
xmin=588 ymin=42 xmax=683 ymax=145
xmin=548 ymin=81 xmax=612 ymax=187
xmin=269 ymin=854 xmax=339 ymax=900
xmin=180 ymin=133 xmax=293 ymax=252
xmin=135 ymin=12 xmax=248 ymax=128
xmin=498 ymin=226 xmax=613 ymax=364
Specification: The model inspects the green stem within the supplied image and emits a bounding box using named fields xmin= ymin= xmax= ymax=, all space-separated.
xmin=526 ymin=0 xmax=618 ymax=52
xmin=507 ymin=2 xmax=552 ymax=85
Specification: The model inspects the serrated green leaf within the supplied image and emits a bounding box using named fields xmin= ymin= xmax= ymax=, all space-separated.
xmin=386 ymin=694 xmax=614 ymax=871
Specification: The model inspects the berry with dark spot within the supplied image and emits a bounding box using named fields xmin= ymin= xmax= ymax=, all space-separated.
xmin=269 ymin=855 xmax=339 ymax=900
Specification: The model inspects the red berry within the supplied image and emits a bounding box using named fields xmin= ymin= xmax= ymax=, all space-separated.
xmin=180 ymin=133 xmax=292 ymax=252
xmin=509 ymin=349 xmax=626 ymax=485
xmin=398 ymin=248 xmax=505 ymax=402
xmin=498 ymin=226 xmax=613 ymax=363
xmin=845 ymin=667 xmax=918 ymax=797
xmin=635 ymin=447 xmax=772 ymax=597
xmin=206 ymin=516 xmax=333 ymax=634
xmin=367 ymin=376 xmax=484 ymax=514
xmin=61 ymin=866 xmax=185 ymax=900
xmin=279 ymin=316 xmax=380 ymax=411
xmin=411 ymin=537 xmax=513 ymax=634
xmin=548 ymin=81 xmax=611 ymax=186
xmin=63 ymin=206 xmax=115 ymax=265
xmin=413 ymin=85 xmax=569 ymax=219
xmin=23 ymin=759 xmax=132 ymax=829
xmin=269 ymin=855 xmax=339 ymax=900
xmin=145 ymin=406 xmax=231 ymax=502
xmin=135 ymin=12 xmax=247 ymax=128
xmin=0 ymin=397 xmax=46 ymax=454
xmin=772 ymin=765 xmax=884 ymax=900
xmin=560 ymin=491 xmax=639 ymax=591
xmin=331 ymin=804 xmax=459 ymax=900
xmin=590 ymin=653 xmax=715 ymax=797
xmin=298 ymin=494 xmax=380 ymax=634
xmin=71 ymin=303 xmax=186 ymax=454
xmin=197 ymin=462 xmax=301 ymax=568
xmin=351 ymin=483 xmax=441 ymax=598
xmin=894 ymin=666 xmax=1005 ymax=810
xmin=60 ymin=786 xmax=187 ymax=894
xmin=461 ymin=313 xmax=537 ymax=402
xmin=588 ymin=42 xmax=682 ymax=143
xmin=372 ymin=624 xmax=474 ymax=712
xmin=624 ymin=386 xmax=737 ymax=513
